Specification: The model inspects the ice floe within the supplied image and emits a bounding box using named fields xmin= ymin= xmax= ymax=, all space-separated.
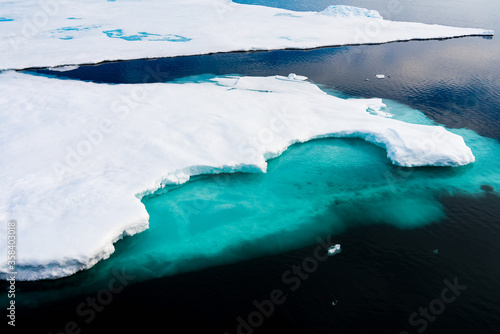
xmin=0 ymin=72 xmax=475 ymax=280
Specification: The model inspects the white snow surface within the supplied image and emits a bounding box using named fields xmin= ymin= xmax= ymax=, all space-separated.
xmin=0 ymin=72 xmax=475 ymax=280
xmin=0 ymin=0 xmax=493 ymax=70
xmin=319 ymin=5 xmax=382 ymax=19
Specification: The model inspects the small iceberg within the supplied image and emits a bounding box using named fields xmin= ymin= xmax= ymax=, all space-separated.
xmin=328 ymin=244 xmax=342 ymax=256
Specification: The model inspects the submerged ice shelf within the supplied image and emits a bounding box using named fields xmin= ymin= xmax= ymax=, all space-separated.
xmin=0 ymin=0 xmax=494 ymax=70
xmin=0 ymin=71 xmax=479 ymax=280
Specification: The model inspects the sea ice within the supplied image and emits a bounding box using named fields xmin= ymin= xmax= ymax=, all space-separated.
xmin=0 ymin=72 xmax=475 ymax=280
xmin=0 ymin=0 xmax=493 ymax=70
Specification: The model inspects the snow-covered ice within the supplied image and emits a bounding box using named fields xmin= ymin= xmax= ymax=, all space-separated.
xmin=0 ymin=72 xmax=475 ymax=280
xmin=328 ymin=244 xmax=342 ymax=256
xmin=0 ymin=0 xmax=493 ymax=70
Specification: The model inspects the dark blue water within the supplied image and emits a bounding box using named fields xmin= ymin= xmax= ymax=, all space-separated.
xmin=7 ymin=0 xmax=500 ymax=333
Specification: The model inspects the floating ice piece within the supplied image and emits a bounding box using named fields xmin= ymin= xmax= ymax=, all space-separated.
xmin=0 ymin=0 xmax=493 ymax=70
xmin=328 ymin=244 xmax=342 ymax=256
xmin=0 ymin=72 xmax=474 ymax=280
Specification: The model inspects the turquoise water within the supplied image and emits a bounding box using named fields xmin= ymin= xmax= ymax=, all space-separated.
xmin=11 ymin=85 xmax=499 ymax=309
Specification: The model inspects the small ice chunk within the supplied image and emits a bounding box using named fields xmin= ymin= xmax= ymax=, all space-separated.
xmin=328 ymin=244 xmax=342 ymax=256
